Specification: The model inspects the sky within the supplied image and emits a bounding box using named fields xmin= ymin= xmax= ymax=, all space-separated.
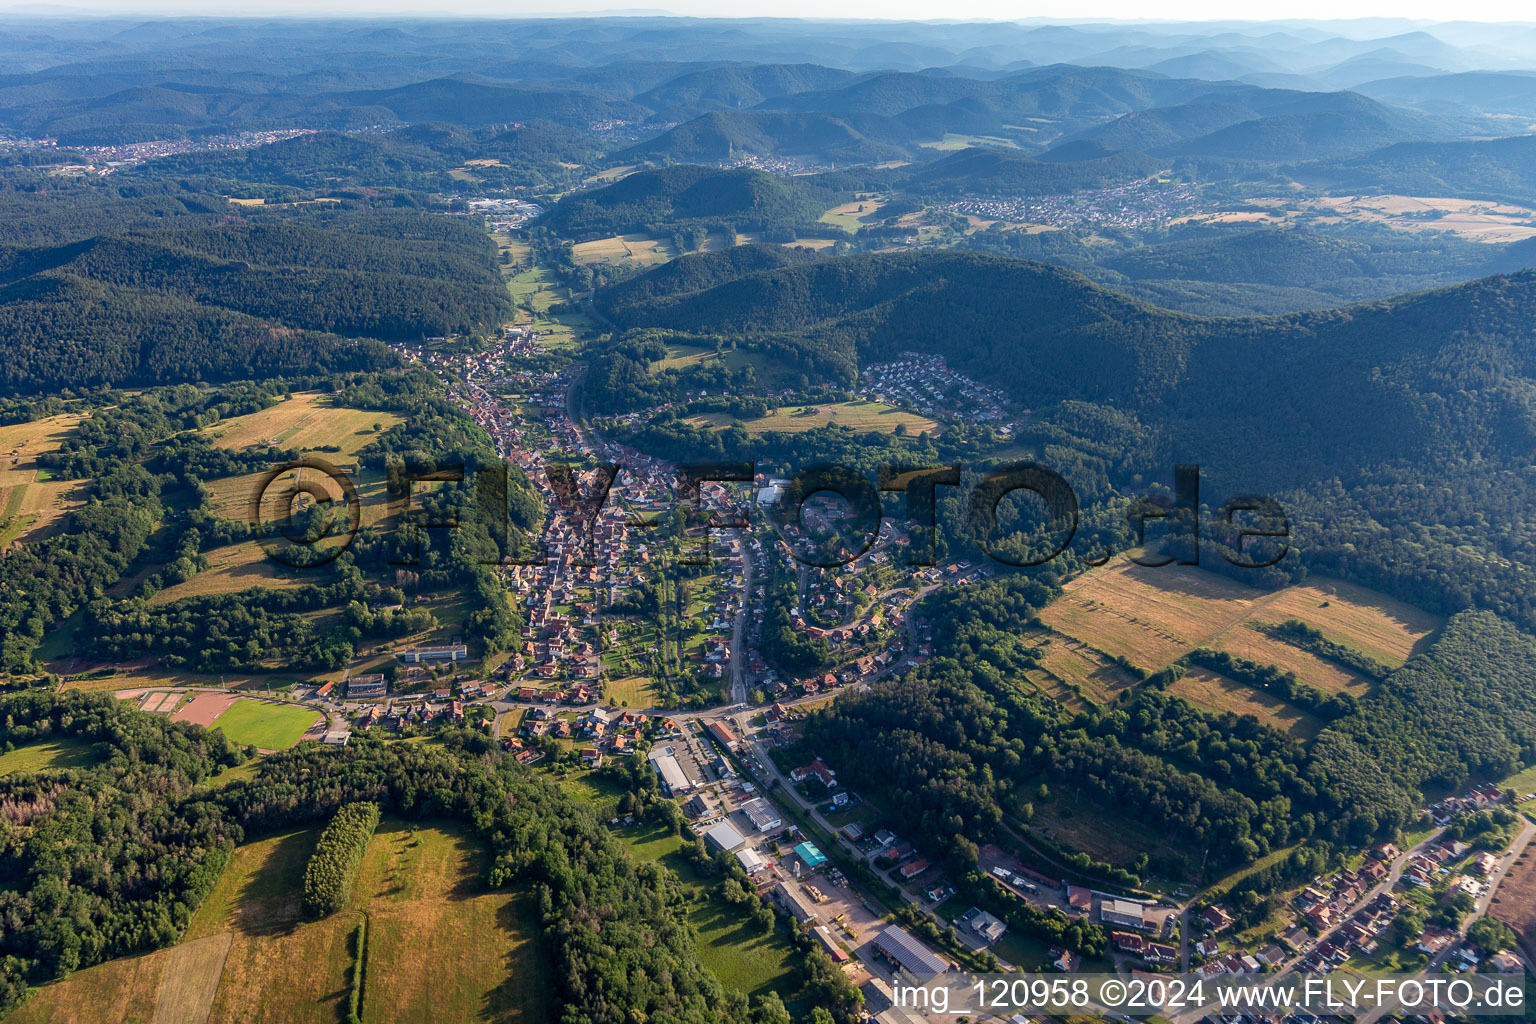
xmin=0 ymin=1 xmax=1528 ymax=19
xmin=6 ymin=0 xmax=1536 ymax=25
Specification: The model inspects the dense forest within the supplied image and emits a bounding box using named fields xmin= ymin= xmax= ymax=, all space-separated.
xmin=535 ymin=164 xmax=851 ymax=242
xmin=0 ymin=186 xmax=512 ymax=390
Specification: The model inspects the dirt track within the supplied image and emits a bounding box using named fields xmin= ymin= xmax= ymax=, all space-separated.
xmin=171 ymin=693 xmax=235 ymax=727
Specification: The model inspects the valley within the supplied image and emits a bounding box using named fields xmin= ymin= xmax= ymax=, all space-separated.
xmin=0 ymin=11 xmax=1535 ymax=1024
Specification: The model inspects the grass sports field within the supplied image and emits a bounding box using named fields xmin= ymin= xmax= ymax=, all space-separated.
xmin=688 ymin=399 xmax=940 ymax=436
xmin=210 ymin=699 xmax=320 ymax=750
xmin=0 ymin=736 xmax=100 ymax=775
xmin=12 ymin=821 xmax=550 ymax=1024
xmin=1038 ymin=562 xmax=1438 ymax=694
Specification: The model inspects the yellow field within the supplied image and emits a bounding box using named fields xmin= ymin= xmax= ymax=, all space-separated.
xmin=0 ymin=412 xmax=88 ymax=546
xmin=1232 ymin=194 xmax=1536 ymax=243
xmin=148 ymin=542 xmax=315 ymax=605
xmin=1216 ymin=628 xmax=1371 ymax=694
xmin=203 ymin=392 xmax=402 ymax=458
xmin=1170 ymin=667 xmax=1324 ymax=740
xmin=1244 ymin=578 xmax=1440 ymax=668
xmin=203 ymin=465 xmax=392 ymax=537
xmin=1030 ymin=633 xmax=1138 ymax=703
xmin=654 ymin=343 xmax=719 ymax=370
xmin=1039 ymin=562 xmax=1416 ymax=693
xmin=153 ymin=934 xmax=234 ymax=1024
xmin=918 ymin=133 xmax=1021 ymax=151
xmin=571 ymin=233 xmax=676 ymax=267
xmin=818 ymin=196 xmax=888 ymax=231
xmin=3 ymin=947 xmax=171 ymax=1024
xmin=687 ymin=399 xmax=940 ymax=436
xmin=355 ymin=822 xmax=549 ymax=1024
xmin=5 ymin=820 xmax=555 ymax=1024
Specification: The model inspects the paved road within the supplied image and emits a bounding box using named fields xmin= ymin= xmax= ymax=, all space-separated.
xmin=730 ymin=537 xmax=753 ymax=706
xmin=1357 ymin=817 xmax=1536 ymax=1024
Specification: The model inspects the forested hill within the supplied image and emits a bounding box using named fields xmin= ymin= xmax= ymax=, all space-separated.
xmin=617 ymin=110 xmax=912 ymax=165
xmin=0 ymin=208 xmax=511 ymax=389
xmin=534 ymin=164 xmax=850 ymax=240
xmin=1292 ymin=133 xmax=1536 ymax=203
xmin=604 ymin=246 xmax=1536 ymax=630
xmin=600 ymin=247 xmax=1536 ymax=482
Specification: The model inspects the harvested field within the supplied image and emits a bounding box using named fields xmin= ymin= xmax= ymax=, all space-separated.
xmin=203 ymin=392 xmax=401 ymax=458
xmin=3 ymin=947 xmax=171 ymax=1024
xmin=148 ymin=542 xmax=314 ymax=605
xmin=1215 ymin=628 xmax=1371 ymax=694
xmin=1169 ymin=667 xmax=1324 ymax=740
xmin=687 ymin=399 xmax=939 ymax=436
xmin=571 ymin=233 xmax=675 ymax=267
xmin=1039 ymin=562 xmax=1408 ymax=693
xmin=203 ymin=467 xmax=392 ymax=535
xmin=174 ymin=692 xmax=236 ymax=727
xmin=152 ymin=933 xmax=233 ymax=1024
xmin=1032 ymin=634 xmax=1138 ymax=703
xmin=1243 ymin=578 xmax=1440 ymax=668
xmin=1040 ymin=562 xmax=1263 ymax=670
xmin=0 ymin=413 xmax=88 ymax=547
xmin=818 ymin=196 xmax=887 ymax=231
xmin=1489 ymin=830 xmax=1536 ymax=967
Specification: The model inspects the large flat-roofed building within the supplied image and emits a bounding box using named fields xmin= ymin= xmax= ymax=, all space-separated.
xmin=741 ymin=797 xmax=782 ymax=833
xmin=1101 ymin=898 xmax=1147 ymax=930
xmin=397 ymin=644 xmax=468 ymax=663
xmin=736 ymin=847 xmax=767 ymax=874
xmin=347 ymin=673 xmax=386 ymax=698
xmin=705 ymin=821 xmax=746 ymax=852
xmin=651 ymin=754 xmax=694 ymax=795
xmin=875 ymin=925 xmax=950 ymax=976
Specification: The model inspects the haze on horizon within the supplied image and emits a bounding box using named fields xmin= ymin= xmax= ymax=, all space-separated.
xmin=5 ymin=2 xmax=1536 ymax=29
